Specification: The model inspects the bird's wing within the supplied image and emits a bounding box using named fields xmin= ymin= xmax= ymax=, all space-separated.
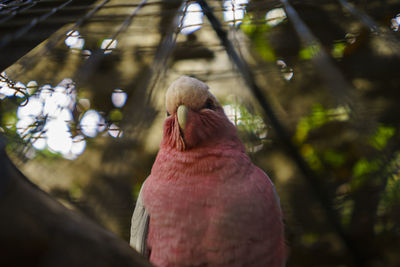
xmin=130 ymin=183 xmax=150 ymax=258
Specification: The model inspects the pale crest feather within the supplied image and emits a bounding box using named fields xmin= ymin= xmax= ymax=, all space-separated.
xmin=165 ymin=76 xmax=218 ymax=115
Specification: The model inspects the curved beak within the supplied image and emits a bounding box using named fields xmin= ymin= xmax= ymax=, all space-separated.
xmin=177 ymin=105 xmax=188 ymax=132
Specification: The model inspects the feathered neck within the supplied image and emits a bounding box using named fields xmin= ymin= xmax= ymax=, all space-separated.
xmin=161 ymin=107 xmax=244 ymax=153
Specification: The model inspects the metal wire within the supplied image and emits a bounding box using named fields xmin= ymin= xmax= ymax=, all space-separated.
xmin=338 ymin=0 xmax=400 ymax=55
xmin=9 ymin=0 xmax=111 ymax=73
xmin=121 ymin=0 xmax=186 ymax=129
xmin=0 ymin=72 xmax=29 ymax=105
xmin=338 ymin=0 xmax=378 ymax=32
xmin=145 ymin=0 xmax=188 ymax=99
xmin=0 ymin=0 xmax=73 ymax=49
xmin=75 ymin=0 xmax=148 ymax=84
xmin=198 ymin=0 xmax=365 ymax=266
xmin=0 ymin=0 xmax=38 ymax=24
xmin=5 ymin=0 xmax=192 ymax=74
xmin=280 ymin=0 xmax=356 ymax=109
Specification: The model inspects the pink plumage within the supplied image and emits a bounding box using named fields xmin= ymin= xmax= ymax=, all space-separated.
xmin=130 ymin=76 xmax=286 ymax=267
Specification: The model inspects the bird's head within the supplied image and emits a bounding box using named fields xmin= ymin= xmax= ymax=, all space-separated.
xmin=162 ymin=76 xmax=238 ymax=151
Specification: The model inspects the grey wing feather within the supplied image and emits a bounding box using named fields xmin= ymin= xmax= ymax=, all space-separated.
xmin=269 ymin=179 xmax=281 ymax=207
xmin=130 ymin=184 xmax=150 ymax=258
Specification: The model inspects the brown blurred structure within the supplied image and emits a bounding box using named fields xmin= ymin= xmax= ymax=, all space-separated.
xmin=0 ymin=139 xmax=151 ymax=267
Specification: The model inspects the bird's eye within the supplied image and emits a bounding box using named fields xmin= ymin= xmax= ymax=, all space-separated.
xmin=204 ymin=99 xmax=215 ymax=110
xmin=166 ymin=111 xmax=170 ymax=116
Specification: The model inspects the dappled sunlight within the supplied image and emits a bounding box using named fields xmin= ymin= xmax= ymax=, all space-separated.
xmin=17 ymin=96 xmax=42 ymax=119
xmin=71 ymin=135 xmax=87 ymax=155
xmin=223 ymin=0 xmax=248 ymax=26
xmin=180 ymin=3 xmax=203 ymax=35
xmin=111 ymin=89 xmax=128 ymax=108
xmin=0 ymin=73 xmax=27 ymax=98
xmin=390 ymin=13 xmax=400 ymax=31
xmin=65 ymin=31 xmax=85 ymax=50
xmin=223 ymin=104 xmax=241 ymax=125
xmin=108 ymin=123 xmax=123 ymax=138
xmin=31 ymin=132 xmax=46 ymax=150
xmin=13 ymin=78 xmax=82 ymax=159
xmin=0 ymin=74 xmax=124 ymax=160
xmin=276 ymin=59 xmax=294 ymax=81
xmin=46 ymin=118 xmax=73 ymax=155
xmin=101 ymin=38 xmax=118 ymax=54
xmin=265 ymin=8 xmax=287 ymax=27
xmin=80 ymin=109 xmax=106 ymax=138
xmin=345 ymin=33 xmax=357 ymax=44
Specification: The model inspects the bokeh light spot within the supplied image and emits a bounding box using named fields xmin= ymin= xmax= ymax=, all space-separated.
xmin=71 ymin=135 xmax=87 ymax=155
xmin=17 ymin=96 xmax=43 ymax=119
xmin=111 ymin=89 xmax=128 ymax=108
xmin=108 ymin=123 xmax=123 ymax=138
xmin=223 ymin=0 xmax=248 ymax=26
xmin=265 ymin=8 xmax=287 ymax=27
xmin=180 ymin=3 xmax=203 ymax=35
xmin=101 ymin=39 xmax=118 ymax=54
xmin=65 ymin=31 xmax=85 ymax=50
xmin=80 ymin=109 xmax=106 ymax=137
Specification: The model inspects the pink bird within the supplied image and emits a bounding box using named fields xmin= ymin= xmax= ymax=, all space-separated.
xmin=130 ymin=76 xmax=286 ymax=266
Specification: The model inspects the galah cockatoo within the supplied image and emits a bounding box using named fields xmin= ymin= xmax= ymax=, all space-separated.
xmin=130 ymin=76 xmax=286 ymax=266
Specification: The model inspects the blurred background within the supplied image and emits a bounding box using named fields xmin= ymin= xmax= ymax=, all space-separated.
xmin=1 ymin=0 xmax=400 ymax=266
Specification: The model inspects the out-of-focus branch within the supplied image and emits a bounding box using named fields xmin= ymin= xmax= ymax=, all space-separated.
xmin=197 ymin=0 xmax=364 ymax=266
xmin=0 ymin=135 xmax=152 ymax=267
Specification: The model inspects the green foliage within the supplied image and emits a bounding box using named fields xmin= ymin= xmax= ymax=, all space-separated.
xmin=2 ymin=111 xmax=17 ymax=127
xmin=294 ymin=104 xmax=352 ymax=171
xmin=301 ymin=232 xmax=318 ymax=246
xmin=241 ymin=15 xmax=276 ymax=62
xmin=346 ymin=125 xmax=396 ymax=190
xmin=299 ymin=44 xmax=321 ymax=60
xmin=35 ymin=148 xmax=64 ymax=159
xmin=378 ymin=153 xmax=400 ymax=211
xmin=339 ymin=199 xmax=354 ymax=227
xmin=369 ymin=125 xmax=395 ymax=150
xmin=240 ymin=16 xmax=257 ymax=35
xmin=294 ymin=104 xmax=349 ymax=144
xmin=323 ymin=149 xmax=346 ymax=168
xmin=235 ymin=104 xmax=265 ymax=135
xmin=382 ymin=173 xmax=400 ymax=207
xmin=221 ymin=101 xmax=268 ymax=153
xmin=350 ymin=158 xmax=382 ymax=191
xmin=331 ymin=42 xmax=346 ymax=59
xmin=375 ymin=160 xmax=400 ymax=235
xmin=300 ymin=143 xmax=322 ymax=171
xmin=110 ymin=109 xmax=123 ymax=121
xmin=352 ymin=158 xmax=381 ymax=178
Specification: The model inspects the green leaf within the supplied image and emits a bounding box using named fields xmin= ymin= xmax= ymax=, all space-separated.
xmin=299 ymin=44 xmax=320 ymax=60
xmin=323 ymin=149 xmax=346 ymax=167
xmin=369 ymin=125 xmax=396 ymax=150
xmin=110 ymin=109 xmax=123 ymax=121
xmin=332 ymin=42 xmax=346 ymax=59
